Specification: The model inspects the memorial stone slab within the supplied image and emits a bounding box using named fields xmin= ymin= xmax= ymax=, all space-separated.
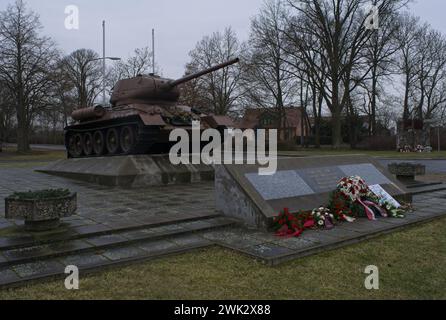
xmin=296 ymin=166 xmax=345 ymax=193
xmin=215 ymin=155 xmax=410 ymax=230
xmin=245 ymin=170 xmax=314 ymax=200
xmin=339 ymin=163 xmax=392 ymax=186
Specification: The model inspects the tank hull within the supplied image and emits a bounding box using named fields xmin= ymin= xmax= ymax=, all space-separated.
xmin=65 ymin=116 xmax=158 ymax=158
xmin=64 ymin=104 xmax=232 ymax=158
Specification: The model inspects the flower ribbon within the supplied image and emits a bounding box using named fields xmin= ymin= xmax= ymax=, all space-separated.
xmin=363 ymin=200 xmax=388 ymax=218
xmin=341 ymin=214 xmax=356 ymax=223
xmin=356 ymin=198 xmax=376 ymax=220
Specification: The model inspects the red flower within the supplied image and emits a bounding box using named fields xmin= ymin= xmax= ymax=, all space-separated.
xmin=304 ymin=219 xmax=315 ymax=228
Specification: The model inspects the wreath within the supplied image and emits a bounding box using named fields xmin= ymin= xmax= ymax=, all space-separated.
xmin=273 ymin=175 xmax=407 ymax=238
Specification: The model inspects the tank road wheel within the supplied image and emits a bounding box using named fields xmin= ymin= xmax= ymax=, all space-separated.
xmin=68 ymin=133 xmax=83 ymax=158
xmin=82 ymin=132 xmax=94 ymax=156
xmin=106 ymin=128 xmax=120 ymax=155
xmin=93 ymin=131 xmax=105 ymax=156
xmin=120 ymin=126 xmax=135 ymax=154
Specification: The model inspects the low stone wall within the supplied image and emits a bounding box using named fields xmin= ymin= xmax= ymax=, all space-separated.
xmin=215 ymin=165 xmax=269 ymax=230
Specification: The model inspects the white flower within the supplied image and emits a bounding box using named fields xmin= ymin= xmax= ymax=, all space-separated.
xmin=318 ymin=220 xmax=325 ymax=226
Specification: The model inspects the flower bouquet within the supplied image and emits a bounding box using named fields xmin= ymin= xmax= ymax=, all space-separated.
xmin=273 ymin=175 xmax=408 ymax=238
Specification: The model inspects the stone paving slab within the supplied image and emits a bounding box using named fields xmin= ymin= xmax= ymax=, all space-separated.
xmin=0 ymin=216 xmax=237 ymax=271
xmin=102 ymin=246 xmax=147 ymax=261
xmin=60 ymin=253 xmax=110 ymax=268
xmin=0 ymin=166 xmax=216 ymax=235
xmin=0 ymin=211 xmax=223 ymax=252
xmin=0 ymin=237 xmax=215 ymax=288
xmin=13 ymin=260 xmax=65 ymax=279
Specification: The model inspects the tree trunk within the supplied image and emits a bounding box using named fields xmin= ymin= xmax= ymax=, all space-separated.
xmin=16 ymin=90 xmax=30 ymax=153
xmin=315 ymin=91 xmax=323 ymax=148
xmin=371 ymin=67 xmax=378 ymax=136
xmin=403 ymin=72 xmax=410 ymax=128
xmin=16 ymin=120 xmax=30 ymax=153
xmin=331 ymin=78 xmax=342 ymax=148
xmin=332 ymin=108 xmax=342 ymax=148
xmin=300 ymin=81 xmax=305 ymax=146
xmin=312 ymin=89 xmax=319 ymax=148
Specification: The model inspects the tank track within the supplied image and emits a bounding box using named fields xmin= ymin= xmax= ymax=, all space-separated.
xmin=65 ymin=118 xmax=160 ymax=158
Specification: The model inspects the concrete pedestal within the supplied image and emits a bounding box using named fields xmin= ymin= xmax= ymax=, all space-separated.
xmin=37 ymin=155 xmax=214 ymax=188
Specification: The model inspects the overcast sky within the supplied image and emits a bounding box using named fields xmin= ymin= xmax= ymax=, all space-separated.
xmin=0 ymin=0 xmax=445 ymax=78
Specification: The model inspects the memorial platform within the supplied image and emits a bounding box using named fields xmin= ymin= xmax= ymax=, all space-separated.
xmin=216 ymin=155 xmax=411 ymax=230
xmin=37 ymin=154 xmax=214 ymax=188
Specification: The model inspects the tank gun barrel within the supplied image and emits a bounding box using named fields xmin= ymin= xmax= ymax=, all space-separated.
xmin=168 ymin=58 xmax=239 ymax=88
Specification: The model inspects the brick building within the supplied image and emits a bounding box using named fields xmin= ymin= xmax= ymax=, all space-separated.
xmin=238 ymin=107 xmax=311 ymax=142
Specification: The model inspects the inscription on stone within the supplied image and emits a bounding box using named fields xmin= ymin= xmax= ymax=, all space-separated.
xmin=245 ymin=163 xmax=393 ymax=202
xmin=245 ymin=170 xmax=314 ymax=201
xmin=297 ymin=166 xmax=345 ymax=193
xmin=339 ymin=163 xmax=392 ymax=186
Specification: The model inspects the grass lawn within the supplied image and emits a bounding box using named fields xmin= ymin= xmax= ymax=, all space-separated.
xmin=1 ymin=216 xmax=445 ymax=300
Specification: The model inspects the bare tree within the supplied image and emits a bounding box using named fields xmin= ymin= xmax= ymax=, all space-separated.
xmin=243 ymin=0 xmax=297 ymax=139
xmin=284 ymin=0 xmax=406 ymax=148
xmin=396 ymin=14 xmax=446 ymax=125
xmin=51 ymin=62 xmax=77 ymax=127
xmin=396 ymin=13 xmax=422 ymax=124
xmin=60 ymin=49 xmax=102 ymax=108
xmin=0 ymin=81 xmax=15 ymax=146
xmin=362 ymin=8 xmax=400 ymax=135
xmin=106 ymin=47 xmax=157 ymax=99
xmin=186 ymin=27 xmax=245 ymax=116
xmin=178 ymin=61 xmax=209 ymax=110
xmin=413 ymin=29 xmax=446 ymax=120
xmin=112 ymin=47 xmax=156 ymax=80
xmin=0 ymin=0 xmax=59 ymax=152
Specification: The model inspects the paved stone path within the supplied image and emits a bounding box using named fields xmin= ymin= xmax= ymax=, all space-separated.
xmin=0 ymin=164 xmax=216 ymax=230
xmin=0 ymin=160 xmax=445 ymax=287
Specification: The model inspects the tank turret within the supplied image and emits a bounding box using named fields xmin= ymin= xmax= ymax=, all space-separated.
xmin=110 ymin=58 xmax=239 ymax=106
xmin=64 ymin=58 xmax=239 ymax=158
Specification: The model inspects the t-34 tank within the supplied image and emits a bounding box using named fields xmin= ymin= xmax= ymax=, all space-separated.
xmin=65 ymin=58 xmax=239 ymax=158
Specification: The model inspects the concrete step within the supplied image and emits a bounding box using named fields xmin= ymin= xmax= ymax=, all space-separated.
xmin=408 ymin=183 xmax=446 ymax=195
xmin=0 ymin=216 xmax=237 ymax=270
xmin=0 ymin=212 xmax=224 ymax=252
xmin=0 ymin=231 xmax=219 ymax=288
